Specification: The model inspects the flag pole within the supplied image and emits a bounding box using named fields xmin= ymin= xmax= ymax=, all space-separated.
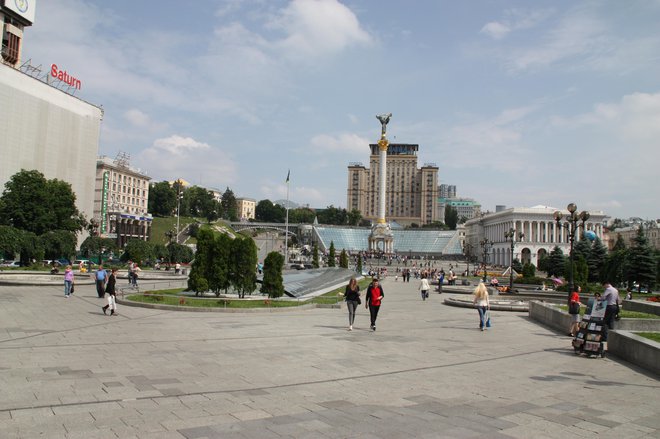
xmin=285 ymin=170 xmax=290 ymax=266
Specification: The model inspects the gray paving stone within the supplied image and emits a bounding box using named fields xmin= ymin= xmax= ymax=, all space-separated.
xmin=0 ymin=281 xmax=657 ymax=439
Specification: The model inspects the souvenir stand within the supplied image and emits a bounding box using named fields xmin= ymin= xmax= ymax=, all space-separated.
xmin=572 ymin=300 xmax=606 ymax=358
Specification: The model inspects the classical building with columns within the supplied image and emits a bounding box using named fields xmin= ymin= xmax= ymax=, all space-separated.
xmin=464 ymin=205 xmax=608 ymax=268
xmin=95 ymin=154 xmax=152 ymax=248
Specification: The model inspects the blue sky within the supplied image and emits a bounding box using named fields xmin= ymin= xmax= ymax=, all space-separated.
xmin=23 ymin=0 xmax=660 ymax=220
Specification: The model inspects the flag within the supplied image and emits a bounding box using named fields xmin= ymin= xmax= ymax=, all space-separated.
xmin=286 ymin=169 xmax=290 ymax=183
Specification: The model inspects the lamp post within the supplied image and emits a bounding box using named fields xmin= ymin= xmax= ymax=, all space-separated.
xmin=479 ymin=238 xmax=492 ymax=283
xmin=175 ymin=188 xmax=183 ymax=243
xmin=504 ymin=228 xmax=524 ymax=292
xmin=553 ymin=203 xmax=590 ymax=302
xmin=463 ymin=242 xmax=474 ymax=279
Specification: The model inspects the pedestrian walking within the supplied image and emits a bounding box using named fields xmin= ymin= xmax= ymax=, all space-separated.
xmin=365 ymin=277 xmax=384 ymax=331
xmin=568 ymin=285 xmax=582 ymax=337
xmin=63 ymin=265 xmax=74 ymax=298
xmin=94 ymin=265 xmax=107 ymax=298
xmin=344 ymin=277 xmax=361 ymax=331
xmin=132 ymin=264 xmax=141 ymax=287
xmin=102 ymin=268 xmax=118 ymax=316
xmin=472 ymin=282 xmax=490 ymax=331
xmin=419 ymin=275 xmax=430 ymax=301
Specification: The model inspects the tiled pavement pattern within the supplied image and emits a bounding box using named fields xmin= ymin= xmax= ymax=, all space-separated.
xmin=0 ymin=279 xmax=658 ymax=438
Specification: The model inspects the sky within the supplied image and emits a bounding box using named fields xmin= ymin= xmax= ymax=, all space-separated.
xmin=22 ymin=0 xmax=660 ymax=220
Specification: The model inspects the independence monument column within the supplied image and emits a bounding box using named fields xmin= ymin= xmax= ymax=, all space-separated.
xmin=368 ymin=113 xmax=394 ymax=254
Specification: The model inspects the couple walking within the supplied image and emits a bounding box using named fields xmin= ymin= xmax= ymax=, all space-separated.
xmin=345 ymin=277 xmax=384 ymax=331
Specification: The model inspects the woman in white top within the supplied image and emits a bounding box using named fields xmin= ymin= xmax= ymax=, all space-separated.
xmin=472 ymin=282 xmax=490 ymax=331
xmin=419 ymin=275 xmax=430 ymax=301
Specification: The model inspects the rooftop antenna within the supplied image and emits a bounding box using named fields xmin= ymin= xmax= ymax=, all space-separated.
xmin=114 ymin=151 xmax=131 ymax=168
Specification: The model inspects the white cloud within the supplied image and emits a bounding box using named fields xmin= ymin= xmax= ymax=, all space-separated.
xmin=136 ymin=135 xmax=237 ymax=187
xmin=269 ymin=0 xmax=373 ymax=58
xmin=480 ymin=8 xmax=552 ymax=40
xmin=309 ymin=133 xmax=370 ymax=154
xmin=480 ymin=22 xmax=510 ymax=40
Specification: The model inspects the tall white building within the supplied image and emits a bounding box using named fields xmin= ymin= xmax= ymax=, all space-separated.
xmin=464 ymin=205 xmax=608 ymax=268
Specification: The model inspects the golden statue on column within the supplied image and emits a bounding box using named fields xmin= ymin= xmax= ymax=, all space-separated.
xmin=369 ymin=113 xmax=394 ymax=254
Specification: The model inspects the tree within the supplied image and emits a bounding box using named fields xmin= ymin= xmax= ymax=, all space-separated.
xmin=261 ymin=251 xmax=285 ymax=298
xmin=255 ymin=199 xmax=285 ymax=223
xmin=347 ymin=209 xmax=362 ymax=226
xmin=547 ymin=246 xmax=566 ymax=277
xmin=168 ymin=242 xmax=194 ymax=264
xmin=188 ymin=228 xmax=214 ymax=295
xmin=221 ymin=187 xmax=238 ymax=221
xmin=18 ymin=230 xmax=43 ymax=266
xmin=522 ymin=262 xmax=535 ymax=278
xmin=339 ymin=249 xmax=349 ymax=269
xmin=602 ymin=247 xmax=627 ymax=287
xmin=316 ymin=205 xmax=348 ymax=225
xmin=312 ymin=244 xmax=320 ymax=268
xmin=0 ymin=169 xmax=85 ymax=235
xmin=148 ymin=181 xmax=176 ymax=217
xmin=587 ymin=237 xmax=607 ymax=282
xmin=537 ymin=253 xmax=549 ymax=274
xmin=625 ymin=226 xmax=656 ymax=292
xmin=79 ymin=236 xmax=117 ymax=263
xmin=121 ymin=239 xmax=153 ymax=265
xmin=356 ymin=255 xmax=363 ymax=273
xmin=328 ymin=241 xmax=336 ymax=267
xmin=566 ymin=254 xmax=589 ymax=288
xmin=289 ymin=207 xmax=316 ymax=224
xmin=0 ymin=225 xmax=24 ymax=260
xmin=444 ymin=205 xmax=458 ymax=230
xmin=230 ymin=237 xmax=257 ymax=298
xmin=511 ymin=258 xmax=523 ymax=274
xmin=208 ymin=233 xmax=231 ymax=295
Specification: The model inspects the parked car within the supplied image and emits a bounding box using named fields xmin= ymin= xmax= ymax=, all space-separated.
xmin=1 ymin=260 xmax=21 ymax=267
xmin=73 ymin=259 xmax=96 ymax=268
xmin=303 ymin=264 xmax=314 ymax=270
xmin=290 ymin=263 xmax=305 ymax=270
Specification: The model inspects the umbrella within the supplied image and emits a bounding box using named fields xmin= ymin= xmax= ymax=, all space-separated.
xmin=551 ymin=277 xmax=563 ymax=285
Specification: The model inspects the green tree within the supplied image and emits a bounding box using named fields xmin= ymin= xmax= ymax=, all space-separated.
xmin=566 ymin=254 xmax=589 ymax=288
xmin=255 ymin=199 xmax=285 ymax=222
xmin=79 ymin=236 xmax=117 ymax=263
xmin=602 ymin=247 xmax=627 ymax=287
xmin=289 ymin=207 xmax=316 ymax=224
xmin=188 ymin=228 xmax=213 ymax=295
xmin=312 ymin=244 xmax=319 ymax=268
xmin=208 ymin=233 xmax=231 ymax=295
xmin=121 ymin=239 xmax=153 ymax=265
xmin=444 ymin=205 xmax=458 ymax=230
xmin=625 ymin=226 xmax=656 ymax=291
xmin=339 ymin=249 xmax=349 ymax=269
xmin=0 ymin=169 xmax=85 ymax=235
xmin=522 ymin=262 xmax=536 ymax=278
xmin=221 ymin=187 xmax=238 ymax=221
xmin=18 ymin=230 xmax=44 ymax=266
xmin=152 ymin=243 xmax=168 ymax=262
xmin=168 ymin=242 xmax=194 ymax=264
xmin=537 ymin=253 xmax=549 ymax=274
xmin=547 ymin=246 xmax=566 ymax=277
xmin=613 ymin=233 xmax=627 ymax=251
xmin=347 ymin=209 xmax=362 ymax=226
xmin=587 ymin=237 xmax=607 ymax=282
xmin=230 ymin=237 xmax=257 ymax=298
xmin=0 ymin=225 xmax=22 ymax=260
xmin=261 ymin=251 xmax=285 ymax=298
xmin=356 ymin=255 xmax=363 ymax=273
xmin=148 ymin=181 xmax=176 ymax=217
xmin=328 ymin=241 xmax=336 ymax=267
xmin=316 ymin=205 xmax=348 ymax=225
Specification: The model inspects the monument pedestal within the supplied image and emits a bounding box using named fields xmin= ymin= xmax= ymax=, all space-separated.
xmin=369 ymin=222 xmax=394 ymax=254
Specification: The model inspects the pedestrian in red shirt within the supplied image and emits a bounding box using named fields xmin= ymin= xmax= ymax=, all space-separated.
xmin=365 ymin=277 xmax=384 ymax=331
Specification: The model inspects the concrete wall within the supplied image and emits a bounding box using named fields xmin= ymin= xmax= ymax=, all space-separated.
xmin=608 ymin=331 xmax=660 ymax=376
xmin=622 ymin=299 xmax=660 ymax=316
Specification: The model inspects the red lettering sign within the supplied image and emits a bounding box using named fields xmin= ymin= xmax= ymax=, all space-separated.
xmin=50 ymin=64 xmax=82 ymax=90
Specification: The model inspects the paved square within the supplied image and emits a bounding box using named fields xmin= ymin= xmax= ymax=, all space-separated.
xmin=0 ymin=279 xmax=658 ymax=438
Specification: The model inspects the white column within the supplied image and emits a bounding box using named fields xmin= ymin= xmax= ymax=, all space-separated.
xmin=378 ymin=147 xmax=386 ymax=223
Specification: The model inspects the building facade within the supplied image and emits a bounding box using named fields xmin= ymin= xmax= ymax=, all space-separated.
xmin=464 ymin=206 xmax=608 ymax=268
xmin=347 ymin=143 xmax=439 ymax=226
xmin=606 ymin=222 xmax=660 ymax=251
xmin=1 ymin=1 xmax=102 ymax=247
xmin=236 ymin=197 xmax=256 ymax=221
xmin=95 ymin=155 xmax=152 ymax=248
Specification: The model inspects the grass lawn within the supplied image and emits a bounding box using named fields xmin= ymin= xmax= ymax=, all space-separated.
xmin=150 ymin=216 xmax=197 ymax=244
xmin=636 ymin=332 xmax=660 ymax=343
xmin=125 ymin=274 xmax=373 ymax=309
xmin=559 ymin=304 xmax=660 ymax=320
